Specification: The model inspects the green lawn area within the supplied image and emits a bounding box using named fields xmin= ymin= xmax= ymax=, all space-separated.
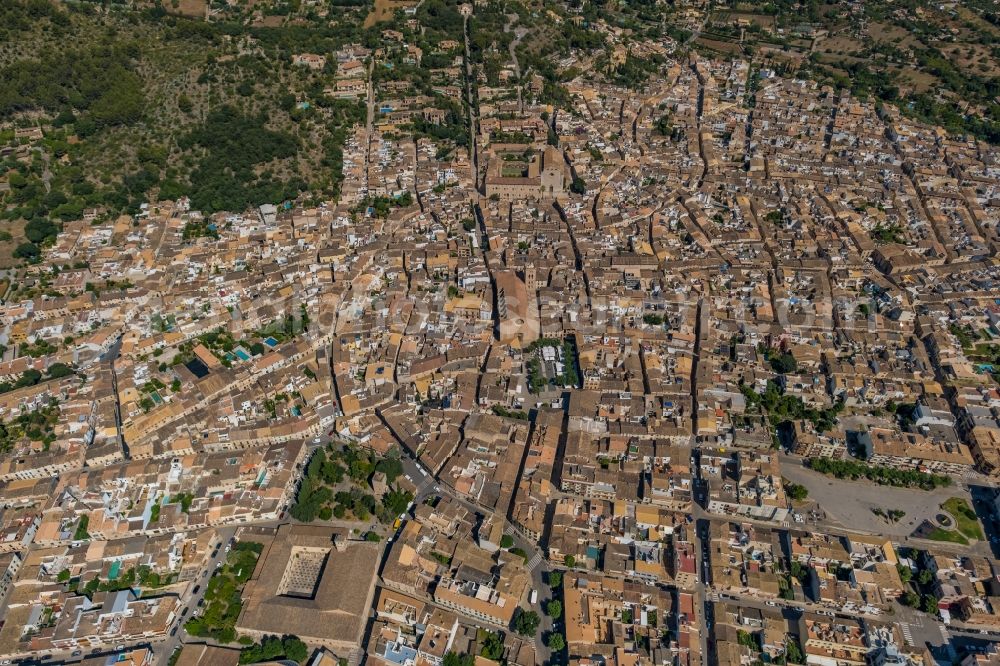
xmin=926 ymin=527 xmax=969 ymax=545
xmin=501 ymin=163 xmax=529 ymax=178
xmin=943 ymin=497 xmax=984 ymax=541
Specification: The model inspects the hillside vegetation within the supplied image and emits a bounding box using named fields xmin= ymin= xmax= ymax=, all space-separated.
xmin=0 ymin=0 xmax=374 ymax=258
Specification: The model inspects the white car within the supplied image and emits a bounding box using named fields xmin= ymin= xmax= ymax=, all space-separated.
xmin=765 ymin=601 xmax=779 ymax=607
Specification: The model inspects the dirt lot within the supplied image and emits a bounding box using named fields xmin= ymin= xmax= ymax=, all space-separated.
xmin=941 ymin=43 xmax=1000 ymax=79
xmin=814 ymin=34 xmax=864 ymax=57
xmin=0 ymin=219 xmax=26 ymax=271
xmin=894 ymin=67 xmax=939 ymax=95
xmin=695 ymin=37 xmax=744 ymax=55
xmin=711 ymin=12 xmax=776 ymax=31
xmin=167 ymin=0 xmax=207 ymax=19
xmin=364 ymin=0 xmax=419 ymax=28
xmin=869 ymin=21 xmax=921 ymax=48
xmin=814 ymin=52 xmax=866 ymax=67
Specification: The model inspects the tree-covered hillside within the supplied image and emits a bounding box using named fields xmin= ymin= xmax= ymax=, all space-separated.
xmin=0 ymin=0 xmax=376 ymax=260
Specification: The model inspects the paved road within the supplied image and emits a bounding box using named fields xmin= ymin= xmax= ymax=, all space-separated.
xmin=395 ymin=448 xmax=556 ymax=661
xmin=504 ymin=16 xmax=527 ymax=115
xmin=399 ymin=453 xmax=437 ymax=500
xmin=461 ymin=12 xmax=479 ymax=191
xmin=779 ymin=454 xmax=995 ymax=556
xmin=11 ymin=526 xmax=239 ymax=666
xmin=154 ymin=526 xmax=241 ymax=665
xmin=709 ymin=589 xmax=954 ymax=652
xmin=363 ymin=58 xmax=375 ymax=198
xmin=503 ymin=523 xmax=554 ymax=663
xmin=100 ymin=335 xmax=127 ymax=458
xmin=32 ymin=441 xmax=542 ymax=666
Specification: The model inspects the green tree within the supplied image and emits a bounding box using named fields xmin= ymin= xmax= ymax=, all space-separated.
xmin=57 ymin=569 xmax=71 ymax=583
xmin=479 ymin=630 xmax=504 ymax=660
xmin=513 ymin=608 xmax=540 ymax=636
xmin=24 ymin=218 xmax=59 ymax=244
xmin=547 ymin=632 xmax=565 ymax=652
xmin=546 ymin=600 xmax=562 ymax=619
xmin=282 ymin=637 xmax=308 ymax=663
xmin=769 ymin=351 xmax=797 ymax=374
xmin=74 ymin=515 xmax=90 ymax=540
xmin=500 ymin=535 xmax=514 ymax=549
xmin=442 ymin=654 xmax=474 ymax=666
xmin=14 ymin=242 xmax=40 ymax=259
xmin=785 ymin=637 xmax=804 ymax=664
xmin=786 ymin=482 xmax=808 ymax=501
xmin=46 ymin=363 xmax=74 ymax=379
xmin=374 ymin=456 xmax=404 ymax=484
xmin=548 ymin=571 xmax=562 ymax=588
xmin=564 ymin=554 xmax=576 ymax=568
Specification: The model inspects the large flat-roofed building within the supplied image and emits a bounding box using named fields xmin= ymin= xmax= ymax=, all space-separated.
xmin=236 ymin=525 xmax=381 ymax=655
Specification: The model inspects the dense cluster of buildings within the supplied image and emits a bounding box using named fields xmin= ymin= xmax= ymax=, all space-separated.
xmin=4 ymin=1 xmax=1000 ymax=666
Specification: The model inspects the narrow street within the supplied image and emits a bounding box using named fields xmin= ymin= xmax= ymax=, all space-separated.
xmin=505 ymin=16 xmax=527 ymax=115
xmin=102 ymin=336 xmax=128 ymax=459
xmin=462 ymin=11 xmax=479 ymax=191
xmin=154 ymin=526 xmax=241 ymax=665
xmin=364 ymin=57 xmax=376 ymax=198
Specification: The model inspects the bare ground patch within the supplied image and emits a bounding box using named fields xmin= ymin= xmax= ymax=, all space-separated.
xmin=167 ymin=0 xmax=207 ymax=18
xmin=364 ymin=0 xmax=419 ymax=28
xmin=0 ymin=219 xmax=27 ymax=270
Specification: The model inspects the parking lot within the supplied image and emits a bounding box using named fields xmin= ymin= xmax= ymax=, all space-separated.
xmin=780 ymin=454 xmax=980 ymax=541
